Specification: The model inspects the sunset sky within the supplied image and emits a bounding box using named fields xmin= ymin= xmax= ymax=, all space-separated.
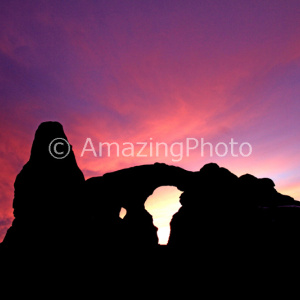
xmin=0 ymin=0 xmax=300 ymax=244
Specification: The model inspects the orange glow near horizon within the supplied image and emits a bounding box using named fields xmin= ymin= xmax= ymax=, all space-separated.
xmin=145 ymin=186 xmax=183 ymax=245
xmin=119 ymin=186 xmax=182 ymax=245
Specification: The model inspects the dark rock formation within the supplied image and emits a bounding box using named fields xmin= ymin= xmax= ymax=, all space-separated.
xmin=1 ymin=121 xmax=300 ymax=284
xmin=84 ymin=163 xmax=192 ymax=256
xmin=168 ymin=163 xmax=300 ymax=263
xmin=168 ymin=163 xmax=241 ymax=259
xmin=0 ymin=122 xmax=85 ymax=263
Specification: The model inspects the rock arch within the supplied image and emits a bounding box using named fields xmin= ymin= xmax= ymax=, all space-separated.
xmin=84 ymin=163 xmax=194 ymax=250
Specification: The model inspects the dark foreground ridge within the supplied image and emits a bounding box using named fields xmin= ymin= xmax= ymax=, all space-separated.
xmin=1 ymin=121 xmax=300 ymax=288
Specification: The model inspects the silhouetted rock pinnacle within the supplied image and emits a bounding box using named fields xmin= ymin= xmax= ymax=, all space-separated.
xmin=1 ymin=122 xmax=85 ymax=262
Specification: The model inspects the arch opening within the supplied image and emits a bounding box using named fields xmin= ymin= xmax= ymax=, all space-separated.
xmin=119 ymin=207 xmax=127 ymax=219
xmin=145 ymin=186 xmax=182 ymax=245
